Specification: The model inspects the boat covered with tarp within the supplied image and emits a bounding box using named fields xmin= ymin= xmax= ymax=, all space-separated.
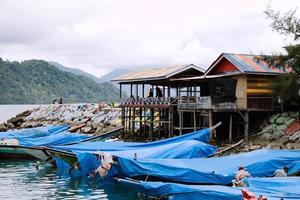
xmin=116 ymin=149 xmax=300 ymax=185
xmin=46 ymin=128 xmax=217 ymax=176
xmin=116 ymin=177 xmax=300 ymax=200
xmin=0 ymin=125 xmax=122 ymax=159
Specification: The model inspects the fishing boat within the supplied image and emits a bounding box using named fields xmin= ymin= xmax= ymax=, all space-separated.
xmin=44 ymin=124 xmax=221 ymax=175
xmin=115 ymin=177 xmax=300 ymax=200
xmin=116 ymin=149 xmax=300 ymax=185
xmin=0 ymin=126 xmax=123 ymax=159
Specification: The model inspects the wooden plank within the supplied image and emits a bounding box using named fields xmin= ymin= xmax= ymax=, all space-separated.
xmin=229 ymin=113 xmax=232 ymax=143
xmin=244 ymin=111 xmax=249 ymax=142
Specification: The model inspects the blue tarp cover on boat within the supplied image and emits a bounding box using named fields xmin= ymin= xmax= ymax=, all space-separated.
xmin=51 ymin=128 xmax=211 ymax=153
xmin=0 ymin=125 xmax=89 ymax=146
xmin=245 ymin=177 xmax=300 ymax=196
xmin=0 ymin=125 xmax=68 ymax=139
xmin=117 ymin=149 xmax=300 ymax=185
xmin=117 ymin=178 xmax=300 ymax=200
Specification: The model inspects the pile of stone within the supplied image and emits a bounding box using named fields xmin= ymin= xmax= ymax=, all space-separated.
xmin=0 ymin=104 xmax=122 ymax=135
xmin=241 ymin=112 xmax=300 ymax=151
xmin=258 ymin=112 xmax=299 ymax=140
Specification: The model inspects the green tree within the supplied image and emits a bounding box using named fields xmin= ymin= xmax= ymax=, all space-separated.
xmin=264 ymin=6 xmax=300 ymax=106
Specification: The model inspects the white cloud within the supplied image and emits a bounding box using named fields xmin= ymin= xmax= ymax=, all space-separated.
xmin=0 ymin=0 xmax=299 ymax=77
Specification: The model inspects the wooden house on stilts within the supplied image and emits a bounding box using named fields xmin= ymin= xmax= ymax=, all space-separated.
xmin=113 ymin=53 xmax=287 ymax=144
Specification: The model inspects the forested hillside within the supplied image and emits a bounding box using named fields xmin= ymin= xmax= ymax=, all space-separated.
xmin=0 ymin=58 xmax=120 ymax=104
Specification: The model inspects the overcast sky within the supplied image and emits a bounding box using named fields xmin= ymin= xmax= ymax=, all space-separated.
xmin=0 ymin=0 xmax=299 ymax=77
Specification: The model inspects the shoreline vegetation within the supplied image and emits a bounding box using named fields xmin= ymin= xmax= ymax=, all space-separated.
xmin=1 ymin=104 xmax=300 ymax=153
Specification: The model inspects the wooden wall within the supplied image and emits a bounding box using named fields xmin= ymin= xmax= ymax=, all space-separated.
xmin=246 ymin=75 xmax=274 ymax=96
xmin=233 ymin=75 xmax=247 ymax=109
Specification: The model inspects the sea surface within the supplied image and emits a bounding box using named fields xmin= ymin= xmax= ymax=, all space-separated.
xmin=0 ymin=159 xmax=137 ymax=200
xmin=0 ymin=105 xmax=138 ymax=200
xmin=0 ymin=104 xmax=41 ymax=123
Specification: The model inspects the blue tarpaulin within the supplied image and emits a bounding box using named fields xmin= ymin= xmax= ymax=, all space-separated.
xmin=52 ymin=128 xmax=215 ymax=177
xmin=0 ymin=125 xmax=90 ymax=146
xmin=117 ymin=178 xmax=300 ymax=200
xmin=0 ymin=125 xmax=68 ymax=139
xmin=117 ymin=149 xmax=300 ymax=185
xmin=51 ymin=128 xmax=211 ymax=153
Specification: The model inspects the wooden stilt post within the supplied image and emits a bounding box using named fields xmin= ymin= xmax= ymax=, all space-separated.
xmin=229 ymin=113 xmax=233 ymax=143
xmin=244 ymin=111 xmax=249 ymax=142
xmin=132 ymin=107 xmax=136 ymax=137
xmin=193 ymin=109 xmax=196 ymax=131
xmin=208 ymin=109 xmax=214 ymax=142
xmin=119 ymin=84 xmax=122 ymax=99
xmin=139 ymin=108 xmax=142 ymax=137
xmin=121 ymin=107 xmax=125 ymax=127
xmin=142 ymin=84 xmax=145 ymax=98
xmin=143 ymin=108 xmax=147 ymax=137
xmin=150 ymin=108 xmax=154 ymax=139
xmin=128 ymin=107 xmax=131 ymax=135
xmin=179 ymin=110 xmax=183 ymax=135
xmin=124 ymin=108 xmax=128 ymax=136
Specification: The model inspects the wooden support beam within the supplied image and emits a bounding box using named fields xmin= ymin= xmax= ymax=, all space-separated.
xmin=149 ymin=108 xmax=154 ymax=139
xmin=119 ymin=84 xmax=122 ymax=99
xmin=142 ymin=84 xmax=145 ymax=98
xmin=136 ymin=84 xmax=138 ymax=97
xmin=193 ymin=109 xmax=196 ymax=131
xmin=244 ymin=111 xmax=249 ymax=142
xmin=130 ymin=84 xmax=133 ymax=97
xmin=208 ymin=109 xmax=213 ymax=140
xmin=132 ymin=108 xmax=136 ymax=137
xmin=124 ymin=108 xmax=128 ymax=136
xmin=229 ymin=113 xmax=233 ymax=143
xmin=139 ymin=108 xmax=142 ymax=137
xmin=179 ymin=110 xmax=183 ymax=135
xmin=121 ymin=107 xmax=125 ymax=127
xmin=128 ymin=108 xmax=132 ymax=134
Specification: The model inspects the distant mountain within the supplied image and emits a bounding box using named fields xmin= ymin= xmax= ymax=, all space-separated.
xmin=98 ymin=69 xmax=132 ymax=82
xmin=0 ymin=58 xmax=121 ymax=104
xmin=49 ymin=61 xmax=101 ymax=83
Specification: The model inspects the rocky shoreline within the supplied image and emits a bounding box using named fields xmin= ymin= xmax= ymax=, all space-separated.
xmin=1 ymin=105 xmax=300 ymax=153
xmin=0 ymin=104 xmax=122 ymax=135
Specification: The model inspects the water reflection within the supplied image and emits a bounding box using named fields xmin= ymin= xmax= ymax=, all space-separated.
xmin=0 ymin=159 xmax=137 ymax=200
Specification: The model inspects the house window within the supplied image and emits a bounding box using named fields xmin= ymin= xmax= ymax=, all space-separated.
xmin=215 ymin=87 xmax=223 ymax=96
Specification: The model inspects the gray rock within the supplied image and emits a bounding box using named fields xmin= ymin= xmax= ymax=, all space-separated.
xmin=82 ymin=126 xmax=92 ymax=133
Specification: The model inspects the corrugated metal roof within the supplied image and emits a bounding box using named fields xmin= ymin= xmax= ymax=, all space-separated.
xmin=112 ymin=64 xmax=205 ymax=83
xmin=206 ymin=53 xmax=287 ymax=76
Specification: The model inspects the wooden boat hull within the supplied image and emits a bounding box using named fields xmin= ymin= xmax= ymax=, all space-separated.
xmin=0 ymin=145 xmax=35 ymax=159
xmin=0 ymin=126 xmax=123 ymax=160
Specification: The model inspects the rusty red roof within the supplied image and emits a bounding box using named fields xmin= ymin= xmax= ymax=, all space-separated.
xmin=112 ymin=64 xmax=205 ymax=83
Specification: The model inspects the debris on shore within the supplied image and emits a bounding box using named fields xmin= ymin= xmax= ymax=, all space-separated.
xmin=239 ymin=112 xmax=300 ymax=152
xmin=0 ymin=104 xmax=122 ymax=135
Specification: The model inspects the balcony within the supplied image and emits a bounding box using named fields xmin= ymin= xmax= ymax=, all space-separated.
xmin=177 ymin=96 xmax=276 ymax=111
xmin=119 ymin=97 xmax=176 ymax=108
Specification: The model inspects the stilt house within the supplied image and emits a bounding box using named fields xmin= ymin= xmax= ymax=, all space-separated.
xmin=113 ymin=53 xmax=287 ymax=143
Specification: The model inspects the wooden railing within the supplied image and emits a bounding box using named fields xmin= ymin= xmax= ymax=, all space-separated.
xmin=120 ymin=97 xmax=177 ymax=107
xmin=178 ymin=96 xmax=276 ymax=111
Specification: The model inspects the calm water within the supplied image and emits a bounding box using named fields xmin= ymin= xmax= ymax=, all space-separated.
xmin=0 ymin=159 xmax=138 ymax=200
xmin=0 ymin=105 xmax=138 ymax=200
xmin=0 ymin=104 xmax=41 ymax=123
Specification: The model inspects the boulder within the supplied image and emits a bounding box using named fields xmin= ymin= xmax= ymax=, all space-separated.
xmin=0 ymin=124 xmax=8 ymax=132
xmin=81 ymin=126 xmax=92 ymax=133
